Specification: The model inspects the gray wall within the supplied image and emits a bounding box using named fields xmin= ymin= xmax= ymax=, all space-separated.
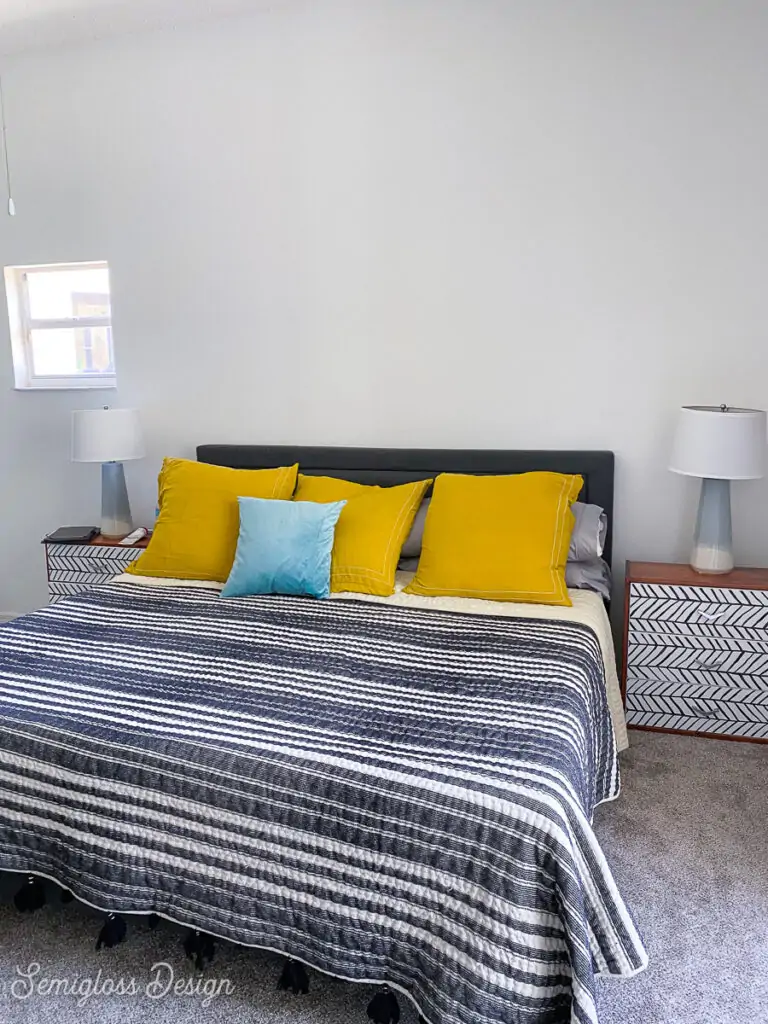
xmin=1 ymin=0 xmax=767 ymax=615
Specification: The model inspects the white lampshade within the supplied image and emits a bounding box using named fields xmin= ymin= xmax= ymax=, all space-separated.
xmin=72 ymin=408 xmax=145 ymax=463
xmin=670 ymin=405 xmax=767 ymax=480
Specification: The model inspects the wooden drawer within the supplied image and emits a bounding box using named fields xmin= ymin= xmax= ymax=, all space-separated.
xmin=624 ymin=568 xmax=768 ymax=742
xmin=627 ymin=675 xmax=768 ymax=715
xmin=630 ymin=581 xmax=768 ymax=610
xmin=46 ymin=546 xmax=139 ymax=571
xmin=48 ymin=579 xmax=115 ymax=603
xmin=629 ymin=581 xmax=768 ymax=628
xmin=627 ymin=631 xmax=768 ymax=676
xmin=44 ymin=542 xmax=141 ymax=604
xmin=627 ymin=665 xmax=768 ymax=693
xmin=626 ymin=692 xmax=768 ymax=740
xmin=629 ymin=621 xmax=766 ymax=644
xmin=48 ymin=570 xmax=118 ymax=585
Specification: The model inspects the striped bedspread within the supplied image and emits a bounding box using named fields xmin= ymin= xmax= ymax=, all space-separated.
xmin=0 ymin=582 xmax=647 ymax=1024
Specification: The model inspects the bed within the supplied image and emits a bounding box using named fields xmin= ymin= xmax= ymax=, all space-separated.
xmin=0 ymin=446 xmax=646 ymax=1024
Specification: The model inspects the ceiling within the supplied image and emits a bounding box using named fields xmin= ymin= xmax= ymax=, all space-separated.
xmin=0 ymin=0 xmax=279 ymax=54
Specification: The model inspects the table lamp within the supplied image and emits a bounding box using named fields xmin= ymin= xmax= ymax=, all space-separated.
xmin=670 ymin=404 xmax=767 ymax=574
xmin=72 ymin=408 xmax=145 ymax=538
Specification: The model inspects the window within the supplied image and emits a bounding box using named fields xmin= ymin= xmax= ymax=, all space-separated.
xmin=4 ymin=261 xmax=115 ymax=389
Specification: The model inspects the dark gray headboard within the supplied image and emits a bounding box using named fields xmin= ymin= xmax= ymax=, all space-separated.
xmin=196 ymin=445 xmax=615 ymax=564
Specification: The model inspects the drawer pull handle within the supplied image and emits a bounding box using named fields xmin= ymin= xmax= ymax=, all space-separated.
xmin=693 ymin=652 xmax=729 ymax=668
xmin=696 ymin=609 xmax=727 ymax=623
xmin=688 ymin=702 xmax=717 ymax=719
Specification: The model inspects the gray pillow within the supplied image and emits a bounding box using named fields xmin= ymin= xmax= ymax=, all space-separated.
xmin=569 ymin=502 xmax=607 ymax=562
xmin=565 ymin=558 xmax=612 ymax=599
xmin=400 ymin=498 xmax=430 ymax=558
xmin=398 ymin=556 xmax=420 ymax=573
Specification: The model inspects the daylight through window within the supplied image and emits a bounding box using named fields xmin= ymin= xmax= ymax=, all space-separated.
xmin=4 ymin=261 xmax=115 ymax=389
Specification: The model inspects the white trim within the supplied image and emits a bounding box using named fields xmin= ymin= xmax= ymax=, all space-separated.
xmin=14 ymin=377 xmax=117 ymax=391
xmin=28 ymin=316 xmax=111 ymax=331
xmin=11 ymin=260 xmax=107 ymax=274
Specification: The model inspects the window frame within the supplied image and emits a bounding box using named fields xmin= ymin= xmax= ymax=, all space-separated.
xmin=4 ymin=260 xmax=116 ymax=390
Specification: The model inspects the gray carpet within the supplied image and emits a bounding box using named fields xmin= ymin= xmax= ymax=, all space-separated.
xmin=0 ymin=731 xmax=765 ymax=1023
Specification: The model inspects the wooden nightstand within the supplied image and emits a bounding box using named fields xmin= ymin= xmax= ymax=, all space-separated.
xmin=622 ymin=560 xmax=768 ymax=743
xmin=43 ymin=534 xmax=150 ymax=604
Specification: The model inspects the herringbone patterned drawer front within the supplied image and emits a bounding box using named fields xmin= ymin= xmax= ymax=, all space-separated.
xmin=630 ymin=596 xmax=768 ymax=630
xmin=44 ymin=542 xmax=140 ymax=604
xmin=625 ymin=706 xmax=768 ymax=740
xmin=627 ymin=636 xmax=768 ymax=676
xmin=48 ymin=551 xmax=137 ymax=571
xmin=49 ymin=580 xmax=113 ymax=603
xmin=627 ymin=682 xmax=768 ymax=721
xmin=48 ymin=570 xmax=122 ymax=584
xmin=630 ymin=581 xmax=768 ymax=608
xmin=626 ymin=579 xmax=768 ymax=740
xmin=627 ymin=666 xmax=768 ymax=693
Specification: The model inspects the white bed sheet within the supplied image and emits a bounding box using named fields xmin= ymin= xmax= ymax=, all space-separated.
xmin=112 ymin=571 xmax=628 ymax=751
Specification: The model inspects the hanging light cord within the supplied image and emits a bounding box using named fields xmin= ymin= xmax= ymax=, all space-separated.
xmin=0 ymin=74 xmax=15 ymax=216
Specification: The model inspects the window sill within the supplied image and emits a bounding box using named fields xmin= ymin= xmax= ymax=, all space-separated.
xmin=14 ymin=382 xmax=117 ymax=391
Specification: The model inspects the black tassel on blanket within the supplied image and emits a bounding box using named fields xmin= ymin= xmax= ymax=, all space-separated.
xmin=184 ymin=929 xmax=215 ymax=971
xmin=148 ymin=913 xmax=160 ymax=930
xmin=96 ymin=913 xmax=127 ymax=950
xmin=60 ymin=888 xmax=75 ymax=904
xmin=277 ymin=958 xmax=309 ymax=994
xmin=13 ymin=876 xmax=46 ymax=913
xmin=367 ymin=986 xmax=401 ymax=1024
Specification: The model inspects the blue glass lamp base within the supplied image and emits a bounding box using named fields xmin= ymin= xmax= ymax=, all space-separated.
xmin=691 ymin=478 xmax=733 ymax=574
xmin=101 ymin=461 xmax=133 ymax=539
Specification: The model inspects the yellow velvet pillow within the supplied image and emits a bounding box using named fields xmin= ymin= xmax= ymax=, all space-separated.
xmin=404 ymin=471 xmax=583 ymax=606
xmin=294 ymin=474 xmax=432 ymax=596
xmin=127 ymin=458 xmax=298 ymax=582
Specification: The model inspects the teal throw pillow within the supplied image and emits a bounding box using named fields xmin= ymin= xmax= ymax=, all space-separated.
xmin=222 ymin=497 xmax=346 ymax=599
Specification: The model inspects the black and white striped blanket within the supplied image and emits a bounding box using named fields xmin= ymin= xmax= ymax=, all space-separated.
xmin=0 ymin=582 xmax=646 ymax=1023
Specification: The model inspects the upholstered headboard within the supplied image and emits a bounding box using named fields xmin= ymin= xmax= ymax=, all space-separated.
xmin=196 ymin=445 xmax=615 ymax=564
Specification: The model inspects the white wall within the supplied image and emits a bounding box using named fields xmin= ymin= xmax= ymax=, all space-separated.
xmin=1 ymin=0 xmax=768 ymax=616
